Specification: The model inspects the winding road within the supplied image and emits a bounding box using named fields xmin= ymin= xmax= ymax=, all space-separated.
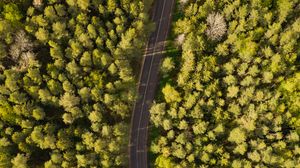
xmin=129 ymin=0 xmax=175 ymax=167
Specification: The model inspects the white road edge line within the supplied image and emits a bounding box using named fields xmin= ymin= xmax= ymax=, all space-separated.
xmin=129 ymin=0 xmax=158 ymax=153
xmin=143 ymin=0 xmax=175 ymax=166
xmin=136 ymin=0 xmax=167 ymax=167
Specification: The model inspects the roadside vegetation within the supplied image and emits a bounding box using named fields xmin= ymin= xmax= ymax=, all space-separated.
xmin=150 ymin=0 xmax=300 ymax=167
xmin=0 ymin=0 xmax=151 ymax=167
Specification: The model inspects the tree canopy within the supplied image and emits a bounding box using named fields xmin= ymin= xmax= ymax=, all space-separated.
xmin=0 ymin=0 xmax=151 ymax=167
xmin=150 ymin=0 xmax=300 ymax=167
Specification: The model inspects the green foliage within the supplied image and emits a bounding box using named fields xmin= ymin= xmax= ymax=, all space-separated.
xmin=0 ymin=0 xmax=150 ymax=167
xmin=161 ymin=57 xmax=175 ymax=74
xmin=11 ymin=153 xmax=29 ymax=168
xmin=228 ymin=128 xmax=246 ymax=144
xmin=2 ymin=3 xmax=23 ymax=23
xmin=162 ymin=84 xmax=181 ymax=103
xmin=150 ymin=0 xmax=300 ymax=167
xmin=155 ymin=155 xmax=174 ymax=168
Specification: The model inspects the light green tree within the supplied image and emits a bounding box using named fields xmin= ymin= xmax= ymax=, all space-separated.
xmin=162 ymin=84 xmax=181 ymax=103
xmin=11 ymin=154 xmax=28 ymax=168
xmin=228 ymin=128 xmax=246 ymax=144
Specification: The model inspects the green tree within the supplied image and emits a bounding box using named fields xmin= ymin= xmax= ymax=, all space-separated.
xmin=52 ymin=22 xmax=67 ymax=39
xmin=277 ymin=0 xmax=294 ymax=23
xmin=107 ymin=0 xmax=117 ymax=12
xmin=155 ymin=155 xmax=174 ymax=168
xmin=11 ymin=153 xmax=28 ymax=168
xmin=80 ymin=52 xmax=92 ymax=67
xmin=77 ymin=0 xmax=90 ymax=11
xmin=161 ymin=57 xmax=175 ymax=74
xmin=35 ymin=28 xmax=49 ymax=43
xmin=54 ymin=4 xmax=66 ymax=17
xmin=227 ymin=85 xmax=239 ymax=98
xmin=32 ymin=107 xmax=45 ymax=120
xmin=44 ymin=6 xmax=57 ymax=21
xmin=2 ymin=3 xmax=23 ymax=23
xmin=162 ymin=84 xmax=181 ymax=103
xmin=228 ymin=128 xmax=246 ymax=144
xmin=59 ymin=93 xmax=80 ymax=109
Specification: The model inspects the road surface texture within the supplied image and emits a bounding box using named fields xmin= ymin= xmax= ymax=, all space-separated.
xmin=129 ymin=0 xmax=175 ymax=168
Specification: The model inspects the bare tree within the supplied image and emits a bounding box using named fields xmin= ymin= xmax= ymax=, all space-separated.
xmin=15 ymin=30 xmax=33 ymax=51
xmin=9 ymin=30 xmax=33 ymax=59
xmin=206 ymin=12 xmax=227 ymax=41
xmin=9 ymin=30 xmax=36 ymax=71
xmin=19 ymin=51 xmax=36 ymax=71
xmin=9 ymin=44 xmax=21 ymax=61
xmin=33 ymin=0 xmax=43 ymax=8
xmin=179 ymin=0 xmax=188 ymax=6
xmin=175 ymin=34 xmax=185 ymax=47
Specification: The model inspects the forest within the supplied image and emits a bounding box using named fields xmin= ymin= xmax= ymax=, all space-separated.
xmin=151 ymin=0 xmax=300 ymax=167
xmin=0 ymin=0 xmax=151 ymax=167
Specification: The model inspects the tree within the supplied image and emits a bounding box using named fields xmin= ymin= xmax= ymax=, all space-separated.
xmin=155 ymin=155 xmax=174 ymax=168
xmin=27 ymin=68 xmax=42 ymax=84
xmin=107 ymin=0 xmax=117 ymax=12
xmin=2 ymin=3 xmax=23 ymax=23
xmin=54 ymin=4 xmax=66 ymax=17
xmin=227 ymin=85 xmax=239 ymax=98
xmin=172 ymin=144 xmax=186 ymax=159
xmin=149 ymin=0 xmax=300 ymax=167
xmin=39 ymin=89 xmax=55 ymax=105
xmin=69 ymin=40 xmax=83 ymax=59
xmin=11 ymin=153 xmax=29 ymax=168
xmin=206 ymin=12 xmax=227 ymax=40
xmin=192 ymin=121 xmax=208 ymax=135
xmin=4 ymin=70 xmax=20 ymax=92
xmin=108 ymin=63 xmax=117 ymax=75
xmin=162 ymin=84 xmax=181 ymax=103
xmin=228 ymin=128 xmax=246 ymax=144
xmin=162 ymin=119 xmax=172 ymax=131
xmin=0 ymin=0 xmax=147 ymax=167
xmin=232 ymin=160 xmax=242 ymax=168
xmin=35 ymin=28 xmax=49 ymax=43
xmin=0 ymin=41 xmax=7 ymax=60
xmin=47 ymin=79 xmax=63 ymax=95
xmin=9 ymin=91 xmax=27 ymax=104
xmin=77 ymin=0 xmax=90 ymax=11
xmin=101 ymin=53 xmax=112 ymax=66
xmin=44 ymin=6 xmax=57 ymax=21
xmin=247 ymin=150 xmax=261 ymax=162
xmin=88 ymin=110 xmax=102 ymax=123
xmin=59 ymin=93 xmax=80 ymax=109
xmin=80 ymin=52 xmax=92 ymax=67
xmin=78 ymin=33 xmax=93 ymax=48
xmin=52 ymin=22 xmax=67 ymax=39
xmin=66 ymin=61 xmax=81 ymax=76
xmin=8 ymin=30 xmax=35 ymax=70
xmin=150 ymin=103 xmax=166 ymax=126
xmin=277 ymin=0 xmax=294 ymax=23
xmin=262 ymin=71 xmax=273 ymax=83
xmin=78 ymin=87 xmax=91 ymax=102
xmin=32 ymin=107 xmax=45 ymax=120
xmin=33 ymin=0 xmax=43 ymax=8
xmin=228 ymin=103 xmax=241 ymax=115
xmin=161 ymin=57 xmax=175 ymax=74
xmin=234 ymin=143 xmax=247 ymax=155
xmin=87 ymin=24 xmax=97 ymax=39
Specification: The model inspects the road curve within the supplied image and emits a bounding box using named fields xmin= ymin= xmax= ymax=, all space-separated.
xmin=129 ymin=0 xmax=175 ymax=168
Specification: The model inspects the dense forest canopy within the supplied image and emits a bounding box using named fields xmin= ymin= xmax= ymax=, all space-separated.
xmin=151 ymin=0 xmax=300 ymax=167
xmin=0 ymin=0 xmax=150 ymax=167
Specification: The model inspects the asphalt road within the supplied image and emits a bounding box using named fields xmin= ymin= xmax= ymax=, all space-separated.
xmin=129 ymin=0 xmax=175 ymax=167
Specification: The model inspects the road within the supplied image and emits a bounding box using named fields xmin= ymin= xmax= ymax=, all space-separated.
xmin=129 ymin=0 xmax=175 ymax=168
